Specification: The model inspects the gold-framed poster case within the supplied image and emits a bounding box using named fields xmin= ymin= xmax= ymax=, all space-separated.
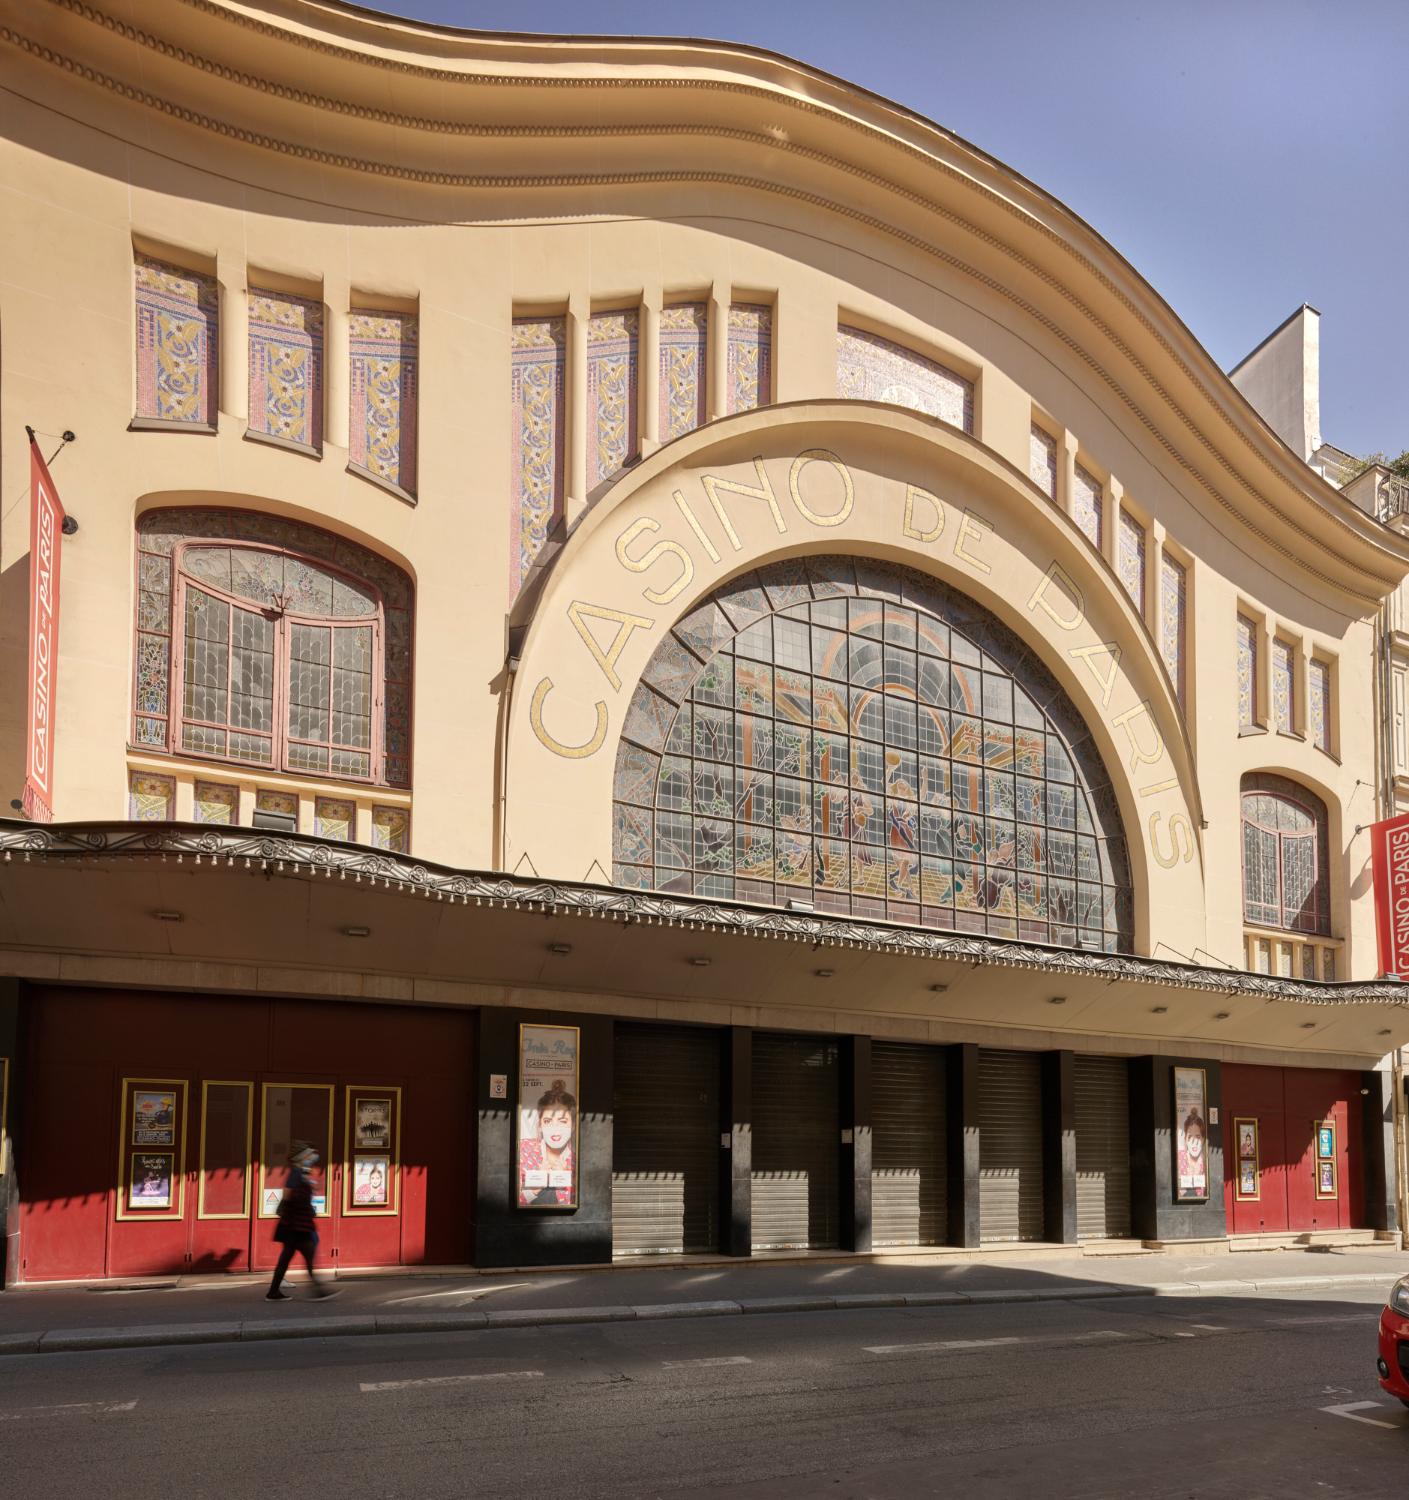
xmin=1172 ymin=1066 xmax=1209 ymax=1203
xmin=116 ymin=1076 xmax=188 ymax=1220
xmin=257 ymin=1082 xmax=334 ymax=1218
xmin=343 ymin=1084 xmax=402 ymax=1216
xmin=1233 ymin=1116 xmax=1260 ymax=1201
xmin=516 ymin=1024 xmax=580 ymax=1211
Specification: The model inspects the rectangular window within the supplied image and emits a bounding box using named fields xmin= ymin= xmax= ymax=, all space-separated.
xmin=1029 ymin=424 xmax=1057 ymax=500
xmin=1072 ymin=463 xmax=1102 ymax=549
xmin=510 ymin=314 xmax=567 ymax=599
xmin=587 ymin=308 xmax=641 ymax=490
xmin=179 ymin=586 xmax=275 ymax=763
xmin=315 ymin=796 xmax=355 ymax=841
xmin=129 ymin=770 xmax=175 ymax=821
xmin=659 ymin=302 xmax=708 ymax=441
xmin=1309 ymin=658 xmax=1331 ymax=752
xmin=1272 ymin=638 xmax=1295 ymax=733
xmin=372 ymin=805 xmax=410 ymax=853
xmin=1117 ymin=510 xmax=1146 ymax=613
xmin=247 ymin=289 xmax=323 ymax=452
xmin=285 ymin=621 xmax=374 ymax=777
xmin=1237 ymin=613 xmax=1259 ymax=729
xmin=134 ymin=252 xmax=219 ymax=426
xmin=349 ymin=310 xmax=417 ymax=497
xmin=727 ymin=303 xmax=772 ymax=414
xmin=194 ymin=781 xmax=238 ymax=824
xmin=1160 ymin=552 xmax=1187 ymax=707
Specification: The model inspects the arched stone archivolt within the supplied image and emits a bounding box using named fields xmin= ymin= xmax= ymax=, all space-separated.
xmin=505 ymin=401 xmax=1206 ymax=958
xmin=612 ymin=554 xmax=1133 ymax=952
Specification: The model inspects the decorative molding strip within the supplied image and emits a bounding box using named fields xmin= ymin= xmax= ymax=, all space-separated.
xmin=8 ymin=12 xmax=1403 ymax=598
xmin=3 ymin=819 xmax=1404 ymax=1007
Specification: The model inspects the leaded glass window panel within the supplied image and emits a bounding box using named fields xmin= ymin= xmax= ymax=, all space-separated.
xmin=1240 ymin=773 xmax=1330 ymax=936
xmin=1237 ymin=614 xmax=1258 ymax=728
xmin=613 ymin=557 xmax=1131 ymax=951
xmin=1117 ymin=510 xmax=1146 ymax=612
xmin=1072 ymin=464 xmax=1102 ymax=549
xmin=1272 ymin=638 xmax=1295 ymax=733
xmin=1160 ymin=551 xmax=1187 ymax=708
xmin=1309 ymin=658 xmax=1331 ymax=752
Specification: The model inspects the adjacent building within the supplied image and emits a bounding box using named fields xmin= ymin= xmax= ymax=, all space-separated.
xmin=2 ymin=0 xmax=1407 ymax=1282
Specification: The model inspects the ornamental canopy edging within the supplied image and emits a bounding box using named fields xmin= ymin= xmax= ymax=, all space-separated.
xmin=1 ymin=819 xmax=1403 ymax=1007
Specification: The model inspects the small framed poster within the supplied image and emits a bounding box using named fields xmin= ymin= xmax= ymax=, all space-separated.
xmin=1233 ymin=1117 xmax=1259 ymax=1200
xmin=133 ymin=1089 xmax=177 ymax=1145
xmin=1315 ymin=1120 xmax=1337 ymax=1199
xmin=354 ymin=1098 xmax=392 ymax=1150
xmin=352 ymin=1155 xmax=391 ymax=1207
xmin=128 ymin=1152 xmax=174 ymax=1210
xmin=1172 ymin=1066 xmax=1209 ymax=1203
xmin=517 ymin=1023 xmax=580 ymax=1211
xmin=1317 ymin=1123 xmax=1335 ymax=1161
xmin=1317 ymin=1157 xmax=1337 ymax=1198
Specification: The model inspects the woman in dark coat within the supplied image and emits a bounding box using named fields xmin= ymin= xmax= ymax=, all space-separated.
xmin=266 ymin=1145 xmax=339 ymax=1300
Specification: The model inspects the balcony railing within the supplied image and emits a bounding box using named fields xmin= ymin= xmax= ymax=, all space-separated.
xmin=1342 ymin=463 xmax=1409 ymax=523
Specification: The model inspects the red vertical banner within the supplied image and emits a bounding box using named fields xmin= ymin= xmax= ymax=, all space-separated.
xmin=1369 ymin=812 xmax=1409 ymax=977
xmin=23 ymin=437 xmax=66 ymax=822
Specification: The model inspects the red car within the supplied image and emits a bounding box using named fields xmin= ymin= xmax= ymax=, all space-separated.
xmin=1377 ymin=1276 xmax=1409 ymax=1405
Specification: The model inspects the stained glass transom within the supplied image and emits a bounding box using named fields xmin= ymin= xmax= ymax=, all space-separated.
xmin=613 ymin=557 xmax=1132 ymax=951
xmin=134 ymin=509 xmax=412 ymax=787
xmin=587 ymin=310 xmax=640 ymax=489
xmin=1272 ymin=638 xmax=1295 ymax=733
xmin=836 ymin=327 xmax=974 ymax=433
xmin=1117 ymin=511 xmax=1146 ymax=612
xmin=1159 ymin=552 xmax=1187 ymax=708
xmin=1237 ymin=614 xmax=1258 ymax=729
xmin=1309 ymin=658 xmax=1330 ymax=752
xmin=1029 ymin=425 xmax=1057 ymax=500
xmin=659 ymin=303 xmax=708 ymax=441
xmin=1072 ymin=464 xmax=1102 ymax=550
xmin=1241 ymin=773 xmax=1329 ymax=935
xmin=727 ymin=304 xmax=772 ymax=414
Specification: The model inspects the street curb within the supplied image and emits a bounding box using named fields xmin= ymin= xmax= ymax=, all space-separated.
xmin=0 ymin=1272 xmax=1396 ymax=1357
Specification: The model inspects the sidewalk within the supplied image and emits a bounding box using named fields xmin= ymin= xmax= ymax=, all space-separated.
xmin=2 ymin=1246 xmax=1405 ymax=1357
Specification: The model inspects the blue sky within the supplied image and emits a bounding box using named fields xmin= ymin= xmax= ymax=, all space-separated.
xmin=375 ymin=0 xmax=1409 ymax=457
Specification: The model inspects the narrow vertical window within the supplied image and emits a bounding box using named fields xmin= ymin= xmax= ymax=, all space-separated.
xmin=247 ymin=289 xmax=323 ymax=453
xmin=1117 ymin=510 xmax=1146 ymax=613
xmin=1029 ymin=424 xmax=1057 ymax=500
xmin=349 ymin=310 xmax=418 ymax=497
xmin=587 ymin=309 xmax=640 ymax=490
xmin=510 ymin=315 xmax=567 ymax=599
xmin=727 ymin=303 xmax=772 ymax=414
xmin=1308 ymin=658 xmax=1331 ymax=752
xmin=658 ymin=302 xmax=708 ymax=441
xmin=1272 ymin=638 xmax=1295 ymax=733
xmin=134 ymin=253 xmax=219 ymax=426
xmin=1160 ymin=552 xmax=1187 ymax=708
xmin=1237 ymin=613 xmax=1258 ymax=729
xmin=1072 ymin=463 xmax=1102 ymax=550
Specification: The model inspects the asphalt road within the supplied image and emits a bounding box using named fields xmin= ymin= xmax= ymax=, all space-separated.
xmin=1 ymin=1286 xmax=1405 ymax=1498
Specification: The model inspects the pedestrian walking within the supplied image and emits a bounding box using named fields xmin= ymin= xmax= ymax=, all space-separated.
xmin=266 ymin=1145 xmax=340 ymax=1300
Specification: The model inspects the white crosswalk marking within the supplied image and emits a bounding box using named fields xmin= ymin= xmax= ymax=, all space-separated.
xmin=662 ymin=1356 xmax=753 ymax=1369
xmin=361 ymin=1371 xmax=543 ymax=1393
xmin=0 ymin=1401 xmax=137 ymax=1421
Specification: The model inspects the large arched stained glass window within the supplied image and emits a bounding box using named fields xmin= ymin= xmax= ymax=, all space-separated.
xmin=1241 ymin=773 xmax=1330 ymax=935
xmin=612 ymin=556 xmax=1132 ymax=952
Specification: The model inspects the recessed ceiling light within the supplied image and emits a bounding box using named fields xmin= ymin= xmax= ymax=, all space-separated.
xmin=342 ymin=925 xmax=370 ymax=938
xmin=1048 ymin=996 xmax=1066 ymax=1006
xmin=1300 ymin=1021 xmax=1316 ymax=1030
xmin=815 ymin=968 xmax=835 ymax=978
xmin=1151 ymin=1005 xmax=1168 ymax=1015
xmin=1379 ymin=1028 xmax=1393 ymax=1036
xmin=929 ymin=982 xmax=949 ymax=994
xmin=690 ymin=956 xmax=712 ymax=967
xmin=1213 ymin=1011 xmax=1231 ymax=1021
xmin=547 ymin=942 xmax=572 ymax=955
xmin=152 ymin=910 xmax=183 ymax=923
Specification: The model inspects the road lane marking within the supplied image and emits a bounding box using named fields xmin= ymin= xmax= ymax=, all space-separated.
xmin=1320 ymin=1401 xmax=1400 ymax=1430
xmin=662 ymin=1356 xmax=753 ymax=1369
xmin=1190 ymin=1324 xmax=1227 ymax=1332
xmin=0 ymin=1401 xmax=137 ymax=1421
xmin=381 ymin=1283 xmax=533 ymax=1306
xmin=361 ymin=1371 xmax=544 ymax=1393
xmin=864 ymin=1330 xmax=1127 ymax=1356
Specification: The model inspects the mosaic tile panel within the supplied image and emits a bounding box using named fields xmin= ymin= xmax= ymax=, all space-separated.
xmin=1237 ymin=614 xmax=1258 ymax=729
xmin=1159 ymin=552 xmax=1187 ymax=708
xmin=613 ymin=557 xmax=1130 ymax=952
xmin=1029 ymin=424 xmax=1057 ymax=499
xmin=1309 ymin=658 xmax=1330 ymax=752
xmin=587 ymin=309 xmax=640 ymax=490
xmin=372 ymin=805 xmax=411 ymax=853
xmin=510 ymin=316 xmax=567 ymax=598
xmin=1272 ymin=638 xmax=1295 ymax=733
xmin=194 ymin=781 xmax=238 ymax=824
xmin=247 ymin=289 xmax=323 ymax=451
xmin=836 ymin=326 xmax=974 ymax=433
xmin=727 ymin=304 xmax=772 ymax=414
xmin=315 ymin=796 xmax=355 ymax=841
xmin=129 ymin=771 xmax=175 ymax=821
xmin=349 ymin=311 xmax=418 ymax=495
xmin=1072 ymin=464 xmax=1102 ymax=550
xmin=1117 ymin=510 xmax=1146 ymax=612
xmin=659 ymin=302 xmax=708 ymax=441
xmin=256 ymin=789 xmax=299 ymax=826
xmin=134 ymin=254 xmax=219 ymax=425
xmin=133 ymin=510 xmax=412 ymax=787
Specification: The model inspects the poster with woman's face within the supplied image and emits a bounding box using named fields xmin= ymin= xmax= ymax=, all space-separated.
xmin=516 ymin=1024 xmax=579 ymax=1209
xmin=353 ymin=1155 xmax=390 ymax=1206
xmin=1238 ymin=1123 xmax=1256 ymax=1160
xmin=1173 ymin=1067 xmax=1209 ymax=1202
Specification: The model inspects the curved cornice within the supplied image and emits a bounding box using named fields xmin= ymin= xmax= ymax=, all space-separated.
xmin=6 ymin=0 xmax=1407 ymax=601
xmin=4 ymin=818 xmax=1401 ymax=1005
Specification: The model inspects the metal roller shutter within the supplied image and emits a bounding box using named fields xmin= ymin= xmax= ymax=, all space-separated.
xmin=751 ymin=1033 xmax=839 ymax=1250
xmin=978 ymin=1048 xmax=1045 ymax=1242
xmin=1074 ymin=1054 xmax=1131 ymax=1240
xmin=611 ymin=1023 xmax=720 ymax=1256
xmin=872 ymin=1042 xmax=948 ymax=1246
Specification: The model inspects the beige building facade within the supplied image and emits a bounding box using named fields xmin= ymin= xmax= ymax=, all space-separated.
xmin=1 ymin=0 xmax=1407 ymax=1280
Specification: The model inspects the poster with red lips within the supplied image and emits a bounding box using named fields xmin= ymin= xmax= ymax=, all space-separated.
xmin=516 ymin=1023 xmax=579 ymax=1209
